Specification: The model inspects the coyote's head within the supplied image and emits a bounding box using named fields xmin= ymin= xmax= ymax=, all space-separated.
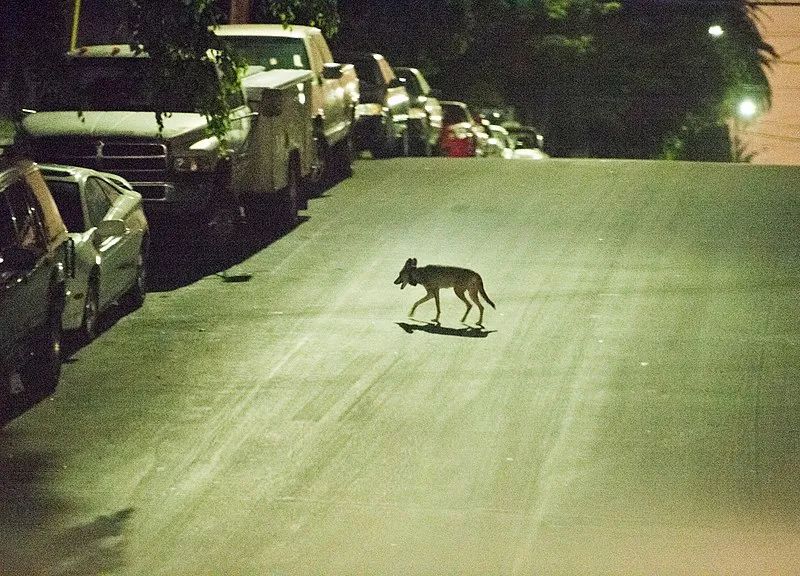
xmin=394 ymin=258 xmax=417 ymax=289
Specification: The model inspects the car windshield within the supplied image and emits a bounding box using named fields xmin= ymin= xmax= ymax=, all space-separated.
xmin=397 ymin=71 xmax=422 ymax=97
xmin=510 ymin=132 xmax=540 ymax=149
xmin=224 ymin=36 xmax=310 ymax=70
xmin=32 ymin=58 xmax=194 ymax=112
xmin=46 ymin=180 xmax=86 ymax=232
xmin=351 ymin=58 xmax=383 ymax=86
xmin=442 ymin=104 xmax=469 ymax=125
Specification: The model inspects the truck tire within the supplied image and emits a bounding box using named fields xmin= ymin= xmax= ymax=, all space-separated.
xmin=277 ymin=156 xmax=301 ymax=232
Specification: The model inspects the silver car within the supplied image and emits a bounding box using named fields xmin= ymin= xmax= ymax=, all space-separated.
xmin=40 ymin=164 xmax=149 ymax=341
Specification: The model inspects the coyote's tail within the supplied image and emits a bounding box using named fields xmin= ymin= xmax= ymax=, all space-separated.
xmin=479 ymin=279 xmax=496 ymax=309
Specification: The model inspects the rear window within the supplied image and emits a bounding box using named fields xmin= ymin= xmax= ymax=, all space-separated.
xmin=225 ymin=36 xmax=310 ymax=70
xmin=442 ymin=104 xmax=469 ymax=125
xmin=351 ymin=58 xmax=383 ymax=86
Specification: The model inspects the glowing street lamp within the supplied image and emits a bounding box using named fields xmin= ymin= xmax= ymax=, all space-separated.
xmin=708 ymin=24 xmax=724 ymax=38
xmin=737 ymin=98 xmax=758 ymax=119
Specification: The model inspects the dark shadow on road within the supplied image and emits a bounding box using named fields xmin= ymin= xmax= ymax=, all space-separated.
xmin=146 ymin=213 xmax=310 ymax=293
xmin=396 ymin=321 xmax=497 ymax=338
xmin=0 ymin=430 xmax=134 ymax=575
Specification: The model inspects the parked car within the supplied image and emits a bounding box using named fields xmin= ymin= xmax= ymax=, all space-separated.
xmin=339 ymin=52 xmax=410 ymax=158
xmin=485 ymin=124 xmax=512 ymax=158
xmin=1 ymin=157 xmax=71 ymax=413
xmin=394 ymin=66 xmax=443 ymax=156
xmin=439 ymin=101 xmax=479 ymax=157
xmin=505 ymin=126 xmax=548 ymax=160
xmin=40 ymin=164 xmax=149 ymax=342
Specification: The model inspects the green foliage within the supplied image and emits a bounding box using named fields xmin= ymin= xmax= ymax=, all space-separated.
xmin=252 ymin=0 xmax=341 ymax=36
xmin=127 ymin=0 xmax=245 ymax=146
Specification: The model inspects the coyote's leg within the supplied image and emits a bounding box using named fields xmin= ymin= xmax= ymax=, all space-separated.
xmin=410 ymin=289 xmax=435 ymax=319
xmin=467 ymin=286 xmax=485 ymax=325
xmin=455 ymin=288 xmax=472 ymax=323
xmin=433 ymin=289 xmax=441 ymax=323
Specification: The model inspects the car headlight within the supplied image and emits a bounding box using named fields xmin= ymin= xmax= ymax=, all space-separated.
xmin=173 ymin=153 xmax=219 ymax=173
xmin=355 ymin=103 xmax=384 ymax=118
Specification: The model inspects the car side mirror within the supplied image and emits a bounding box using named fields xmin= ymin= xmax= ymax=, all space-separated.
xmin=0 ymin=244 xmax=38 ymax=272
xmin=96 ymin=219 xmax=127 ymax=238
xmin=322 ymin=63 xmax=343 ymax=80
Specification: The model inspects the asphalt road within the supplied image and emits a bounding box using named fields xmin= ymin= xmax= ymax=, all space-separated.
xmin=2 ymin=157 xmax=799 ymax=575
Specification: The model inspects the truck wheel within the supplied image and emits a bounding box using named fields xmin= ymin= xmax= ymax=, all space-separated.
xmin=20 ymin=299 xmax=63 ymax=394
xmin=307 ymin=130 xmax=328 ymax=197
xmin=278 ymin=157 xmax=300 ymax=232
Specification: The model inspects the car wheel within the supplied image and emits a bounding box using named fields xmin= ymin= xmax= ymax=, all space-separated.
xmin=19 ymin=299 xmax=63 ymax=394
xmin=121 ymin=247 xmax=147 ymax=311
xmin=396 ymin=128 xmax=410 ymax=157
xmin=371 ymin=117 xmax=395 ymax=159
xmin=80 ymin=276 xmax=100 ymax=342
xmin=330 ymin=132 xmax=354 ymax=180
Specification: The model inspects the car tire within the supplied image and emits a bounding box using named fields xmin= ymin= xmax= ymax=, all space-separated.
xmin=121 ymin=246 xmax=147 ymax=311
xmin=329 ymin=132 xmax=354 ymax=180
xmin=371 ymin=117 xmax=396 ymax=159
xmin=396 ymin=128 xmax=410 ymax=157
xmin=79 ymin=276 xmax=100 ymax=342
xmin=19 ymin=298 xmax=63 ymax=394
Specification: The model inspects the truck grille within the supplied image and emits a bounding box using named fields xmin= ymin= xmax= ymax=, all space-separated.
xmin=29 ymin=138 xmax=169 ymax=197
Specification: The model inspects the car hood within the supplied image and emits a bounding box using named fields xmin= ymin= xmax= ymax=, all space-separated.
xmin=23 ymin=111 xmax=209 ymax=140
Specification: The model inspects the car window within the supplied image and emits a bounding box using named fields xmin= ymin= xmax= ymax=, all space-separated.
xmin=85 ymin=177 xmax=113 ymax=227
xmin=398 ymin=72 xmax=422 ymax=97
xmin=47 ymin=180 xmax=86 ymax=232
xmin=4 ymin=179 xmax=43 ymax=251
xmin=224 ymin=36 xmax=310 ymax=70
xmin=352 ymin=58 xmax=382 ymax=85
xmin=442 ymin=104 xmax=468 ymax=125
xmin=96 ymin=178 xmax=123 ymax=202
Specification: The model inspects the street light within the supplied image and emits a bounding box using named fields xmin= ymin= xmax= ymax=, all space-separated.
xmin=708 ymin=24 xmax=724 ymax=38
xmin=737 ymin=98 xmax=758 ymax=119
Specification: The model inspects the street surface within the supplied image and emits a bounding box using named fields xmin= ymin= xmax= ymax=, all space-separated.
xmin=2 ymin=157 xmax=800 ymax=575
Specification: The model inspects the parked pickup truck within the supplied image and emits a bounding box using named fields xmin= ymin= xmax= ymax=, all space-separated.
xmin=214 ymin=24 xmax=359 ymax=183
xmin=21 ymin=45 xmax=318 ymax=245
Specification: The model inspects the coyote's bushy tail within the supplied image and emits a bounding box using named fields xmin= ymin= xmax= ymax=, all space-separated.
xmin=479 ymin=279 xmax=496 ymax=309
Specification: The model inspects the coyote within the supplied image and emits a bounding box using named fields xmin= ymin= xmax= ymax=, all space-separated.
xmin=394 ymin=258 xmax=496 ymax=325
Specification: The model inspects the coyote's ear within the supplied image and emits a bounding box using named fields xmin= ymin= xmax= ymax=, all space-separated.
xmin=410 ymin=258 xmax=417 ymax=265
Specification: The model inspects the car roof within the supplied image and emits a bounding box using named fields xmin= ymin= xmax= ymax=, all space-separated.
xmin=39 ymin=163 xmax=133 ymax=191
xmin=214 ymin=24 xmax=322 ymax=38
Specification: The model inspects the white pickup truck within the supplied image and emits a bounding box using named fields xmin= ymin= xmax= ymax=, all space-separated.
xmin=214 ymin=24 xmax=359 ymax=185
xmin=22 ymin=45 xmax=319 ymax=245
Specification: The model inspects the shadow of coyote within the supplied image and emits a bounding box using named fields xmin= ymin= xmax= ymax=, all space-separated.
xmin=394 ymin=258 xmax=496 ymax=325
